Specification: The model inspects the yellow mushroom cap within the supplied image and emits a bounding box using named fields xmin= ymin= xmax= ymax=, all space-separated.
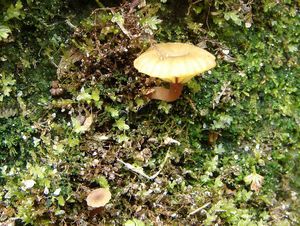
xmin=134 ymin=42 xmax=216 ymax=83
xmin=86 ymin=188 xmax=111 ymax=208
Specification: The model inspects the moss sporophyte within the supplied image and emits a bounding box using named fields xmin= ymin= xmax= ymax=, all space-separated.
xmin=134 ymin=43 xmax=216 ymax=102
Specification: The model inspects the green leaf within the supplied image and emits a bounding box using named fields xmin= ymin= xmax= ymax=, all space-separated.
xmin=4 ymin=0 xmax=23 ymax=21
xmin=95 ymin=176 xmax=109 ymax=188
xmin=67 ymin=137 xmax=80 ymax=147
xmin=224 ymin=11 xmax=242 ymax=26
xmin=3 ymin=86 xmax=12 ymax=96
xmin=72 ymin=114 xmax=93 ymax=133
xmin=116 ymin=134 xmax=130 ymax=143
xmin=135 ymin=98 xmax=144 ymax=108
xmin=287 ymin=44 xmax=298 ymax=53
xmin=1 ymin=73 xmax=16 ymax=99
xmin=114 ymin=118 xmax=129 ymax=130
xmin=91 ymin=88 xmax=100 ymax=101
xmin=140 ymin=16 xmax=162 ymax=30
xmin=106 ymin=106 xmax=119 ymax=118
xmin=53 ymin=143 xmax=65 ymax=154
xmin=0 ymin=25 xmax=11 ymax=40
xmin=193 ymin=6 xmax=203 ymax=14
xmin=158 ymin=102 xmax=172 ymax=114
xmin=111 ymin=12 xmax=124 ymax=25
xmin=76 ymin=88 xmax=92 ymax=103
xmin=212 ymin=115 xmax=233 ymax=129
xmin=124 ymin=218 xmax=145 ymax=226
xmin=187 ymin=79 xmax=201 ymax=93
xmin=54 ymin=209 xmax=65 ymax=215
xmin=57 ymin=196 xmax=65 ymax=206
xmin=213 ymin=144 xmax=225 ymax=154
xmin=71 ymin=117 xmax=82 ymax=133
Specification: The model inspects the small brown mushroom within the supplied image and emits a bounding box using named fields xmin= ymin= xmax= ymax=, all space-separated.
xmin=50 ymin=80 xmax=63 ymax=96
xmin=86 ymin=188 xmax=111 ymax=208
xmin=134 ymin=42 xmax=216 ymax=102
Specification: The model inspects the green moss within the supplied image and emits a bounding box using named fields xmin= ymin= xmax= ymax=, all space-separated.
xmin=0 ymin=0 xmax=299 ymax=225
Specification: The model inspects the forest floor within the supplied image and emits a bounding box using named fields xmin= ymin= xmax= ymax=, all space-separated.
xmin=0 ymin=1 xmax=299 ymax=225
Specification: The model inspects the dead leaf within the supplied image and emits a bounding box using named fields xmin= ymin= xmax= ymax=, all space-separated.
xmin=244 ymin=172 xmax=264 ymax=192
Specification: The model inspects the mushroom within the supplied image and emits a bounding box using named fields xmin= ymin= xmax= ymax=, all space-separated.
xmin=134 ymin=42 xmax=216 ymax=102
xmin=86 ymin=188 xmax=111 ymax=208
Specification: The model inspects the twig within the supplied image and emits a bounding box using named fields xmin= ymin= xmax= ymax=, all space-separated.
xmin=129 ymin=0 xmax=140 ymax=13
xmin=187 ymin=0 xmax=203 ymax=15
xmin=65 ymin=19 xmax=76 ymax=29
xmin=90 ymin=7 xmax=132 ymax=39
xmin=110 ymin=9 xmax=133 ymax=39
xmin=188 ymin=202 xmax=211 ymax=216
xmin=212 ymin=81 xmax=231 ymax=109
xmin=117 ymin=158 xmax=151 ymax=179
xmin=115 ymin=20 xmax=133 ymax=39
xmin=117 ymin=150 xmax=170 ymax=180
xmin=149 ymin=150 xmax=169 ymax=179
xmin=185 ymin=97 xmax=197 ymax=112
xmin=205 ymin=4 xmax=211 ymax=30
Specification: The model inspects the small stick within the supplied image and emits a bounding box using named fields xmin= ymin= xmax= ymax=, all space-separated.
xmin=213 ymin=81 xmax=231 ymax=109
xmin=65 ymin=19 xmax=76 ymax=29
xmin=114 ymin=18 xmax=133 ymax=39
xmin=90 ymin=7 xmax=133 ymax=39
xmin=117 ymin=158 xmax=151 ymax=179
xmin=110 ymin=9 xmax=133 ymax=39
xmin=149 ymin=150 xmax=169 ymax=179
xmin=117 ymin=150 xmax=170 ymax=180
xmin=129 ymin=0 xmax=140 ymax=13
xmin=188 ymin=202 xmax=211 ymax=216
xmin=187 ymin=0 xmax=202 ymax=15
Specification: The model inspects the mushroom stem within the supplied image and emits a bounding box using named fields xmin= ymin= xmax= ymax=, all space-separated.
xmin=148 ymin=83 xmax=184 ymax=102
